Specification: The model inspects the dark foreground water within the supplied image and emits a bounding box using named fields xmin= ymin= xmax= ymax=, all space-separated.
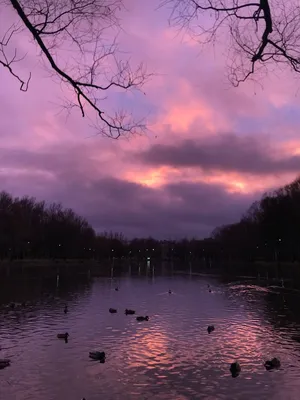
xmin=1 ymin=271 xmax=300 ymax=400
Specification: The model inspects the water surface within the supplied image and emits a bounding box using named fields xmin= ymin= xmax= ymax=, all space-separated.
xmin=1 ymin=272 xmax=300 ymax=399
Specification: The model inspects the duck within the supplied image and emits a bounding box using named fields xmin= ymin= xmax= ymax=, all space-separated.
xmin=109 ymin=308 xmax=117 ymax=313
xmin=207 ymin=325 xmax=215 ymax=334
xmin=230 ymin=361 xmax=241 ymax=377
xmin=168 ymin=289 xmax=172 ymax=294
xmin=264 ymin=357 xmax=280 ymax=370
xmin=136 ymin=316 xmax=149 ymax=322
xmin=57 ymin=332 xmax=69 ymax=340
xmin=209 ymin=289 xmax=212 ymax=293
xmin=115 ymin=287 xmax=119 ymax=291
xmin=0 ymin=359 xmax=10 ymax=369
xmin=64 ymin=305 xmax=68 ymax=314
xmin=89 ymin=351 xmax=106 ymax=361
xmin=9 ymin=302 xmax=15 ymax=309
xmin=125 ymin=309 xmax=135 ymax=315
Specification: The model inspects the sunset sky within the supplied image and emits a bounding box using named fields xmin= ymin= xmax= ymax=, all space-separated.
xmin=1 ymin=1 xmax=300 ymax=239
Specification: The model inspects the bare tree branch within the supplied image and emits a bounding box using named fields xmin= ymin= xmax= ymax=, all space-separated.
xmin=0 ymin=0 xmax=151 ymax=138
xmin=0 ymin=24 xmax=31 ymax=91
xmin=162 ymin=0 xmax=300 ymax=86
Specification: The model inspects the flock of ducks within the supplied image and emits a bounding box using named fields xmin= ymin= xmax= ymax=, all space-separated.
xmin=0 ymin=284 xmax=282 ymax=385
xmin=0 ymin=285 xmax=152 ymax=371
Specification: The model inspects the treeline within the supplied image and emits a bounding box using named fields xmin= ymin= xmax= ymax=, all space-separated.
xmin=211 ymin=176 xmax=300 ymax=263
xmin=1 ymin=175 xmax=300 ymax=264
xmin=0 ymin=190 xmax=212 ymax=261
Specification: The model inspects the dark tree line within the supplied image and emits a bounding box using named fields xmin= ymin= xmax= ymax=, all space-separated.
xmin=0 ymin=190 xmax=217 ymax=263
xmin=2 ymin=177 xmax=300 ymax=264
xmin=211 ymin=176 xmax=300 ymax=263
xmin=0 ymin=191 xmax=95 ymax=260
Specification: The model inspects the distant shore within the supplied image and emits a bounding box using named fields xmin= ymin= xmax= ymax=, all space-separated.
xmin=1 ymin=259 xmax=300 ymax=283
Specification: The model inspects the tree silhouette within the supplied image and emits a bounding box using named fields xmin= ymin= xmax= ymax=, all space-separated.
xmin=163 ymin=0 xmax=300 ymax=85
xmin=209 ymin=176 xmax=300 ymax=263
xmin=1 ymin=0 xmax=150 ymax=138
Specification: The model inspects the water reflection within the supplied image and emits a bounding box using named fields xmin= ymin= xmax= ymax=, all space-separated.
xmin=1 ymin=275 xmax=300 ymax=399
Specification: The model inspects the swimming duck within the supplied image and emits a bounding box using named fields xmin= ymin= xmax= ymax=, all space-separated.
xmin=168 ymin=290 xmax=172 ymax=294
xmin=125 ymin=309 xmax=135 ymax=315
xmin=10 ymin=302 xmax=15 ymax=309
xmin=209 ymin=289 xmax=212 ymax=293
xmin=64 ymin=305 xmax=68 ymax=314
xmin=136 ymin=316 xmax=149 ymax=322
xmin=230 ymin=362 xmax=241 ymax=377
xmin=264 ymin=358 xmax=280 ymax=370
xmin=207 ymin=325 xmax=215 ymax=334
xmin=89 ymin=351 xmax=105 ymax=361
xmin=0 ymin=359 xmax=10 ymax=369
xmin=115 ymin=287 xmax=119 ymax=291
xmin=109 ymin=308 xmax=117 ymax=313
xmin=57 ymin=332 xmax=69 ymax=340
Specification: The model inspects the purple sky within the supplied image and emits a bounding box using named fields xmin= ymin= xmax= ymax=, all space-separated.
xmin=1 ymin=1 xmax=300 ymax=239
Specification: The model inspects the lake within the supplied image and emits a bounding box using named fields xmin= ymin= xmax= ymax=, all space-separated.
xmin=1 ymin=268 xmax=300 ymax=399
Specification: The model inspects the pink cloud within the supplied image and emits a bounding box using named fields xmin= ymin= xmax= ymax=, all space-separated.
xmin=0 ymin=1 xmax=300 ymax=238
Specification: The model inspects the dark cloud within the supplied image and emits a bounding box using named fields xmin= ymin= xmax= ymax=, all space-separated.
xmin=133 ymin=134 xmax=300 ymax=175
xmin=0 ymin=145 xmax=257 ymax=238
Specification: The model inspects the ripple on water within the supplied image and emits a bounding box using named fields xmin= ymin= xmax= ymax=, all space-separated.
xmin=1 ymin=276 xmax=300 ymax=399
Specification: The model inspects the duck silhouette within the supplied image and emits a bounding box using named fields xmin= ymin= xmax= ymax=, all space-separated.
xmin=89 ymin=351 xmax=105 ymax=362
xmin=207 ymin=325 xmax=215 ymax=334
xmin=57 ymin=332 xmax=69 ymax=341
xmin=264 ymin=358 xmax=280 ymax=370
xmin=125 ymin=309 xmax=135 ymax=315
xmin=0 ymin=359 xmax=10 ymax=370
xmin=136 ymin=316 xmax=149 ymax=322
xmin=230 ymin=362 xmax=241 ymax=377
